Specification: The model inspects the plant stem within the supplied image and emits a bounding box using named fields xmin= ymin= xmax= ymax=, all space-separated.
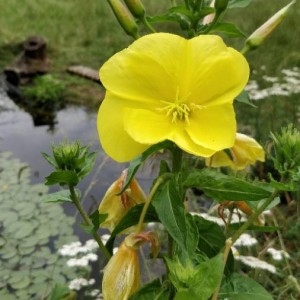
xmin=142 ymin=15 xmax=156 ymax=33
xmin=69 ymin=185 xmax=111 ymax=260
xmin=135 ymin=175 xmax=169 ymax=233
xmin=211 ymin=238 xmax=233 ymax=300
xmin=231 ymin=191 xmax=279 ymax=244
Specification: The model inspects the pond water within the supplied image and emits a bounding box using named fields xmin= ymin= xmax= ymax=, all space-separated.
xmin=0 ymin=79 xmax=156 ymax=236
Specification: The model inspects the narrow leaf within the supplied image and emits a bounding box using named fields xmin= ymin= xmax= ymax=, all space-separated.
xmin=121 ymin=141 xmax=173 ymax=193
xmin=235 ymin=90 xmax=257 ymax=107
xmin=184 ymin=169 xmax=273 ymax=202
xmin=228 ymin=0 xmax=253 ymax=9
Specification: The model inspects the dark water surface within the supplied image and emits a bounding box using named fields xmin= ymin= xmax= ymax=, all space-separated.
xmin=0 ymin=81 xmax=156 ymax=237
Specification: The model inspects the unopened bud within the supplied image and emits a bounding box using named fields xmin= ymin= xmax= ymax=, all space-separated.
xmin=214 ymin=0 xmax=229 ymax=14
xmin=107 ymin=0 xmax=139 ymax=39
xmin=242 ymin=0 xmax=295 ymax=53
xmin=124 ymin=0 xmax=145 ymax=19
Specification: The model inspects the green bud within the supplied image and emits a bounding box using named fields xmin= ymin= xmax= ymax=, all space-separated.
xmin=214 ymin=0 xmax=229 ymax=15
xmin=242 ymin=0 xmax=295 ymax=53
xmin=270 ymin=124 xmax=300 ymax=181
xmin=43 ymin=140 xmax=96 ymax=185
xmin=107 ymin=0 xmax=139 ymax=39
xmin=124 ymin=0 xmax=145 ymax=19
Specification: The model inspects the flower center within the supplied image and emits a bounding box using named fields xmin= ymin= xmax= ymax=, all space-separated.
xmin=160 ymin=102 xmax=191 ymax=123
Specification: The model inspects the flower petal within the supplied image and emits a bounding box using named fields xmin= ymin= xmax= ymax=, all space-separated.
xmin=180 ymin=35 xmax=249 ymax=106
xmin=124 ymin=108 xmax=216 ymax=157
xmin=186 ymin=104 xmax=236 ymax=151
xmin=100 ymin=33 xmax=186 ymax=104
xmin=97 ymin=96 xmax=149 ymax=162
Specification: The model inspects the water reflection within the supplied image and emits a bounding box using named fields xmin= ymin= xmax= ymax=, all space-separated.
xmin=0 ymin=82 xmax=156 ymax=231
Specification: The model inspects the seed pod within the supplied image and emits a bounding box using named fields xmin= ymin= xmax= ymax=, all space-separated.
xmin=124 ymin=0 xmax=145 ymax=19
xmin=107 ymin=0 xmax=139 ymax=38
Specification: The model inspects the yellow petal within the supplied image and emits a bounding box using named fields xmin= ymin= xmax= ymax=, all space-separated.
xmin=100 ymin=33 xmax=186 ymax=104
xmin=206 ymin=151 xmax=234 ymax=168
xmin=181 ymin=35 xmax=249 ymax=106
xmin=97 ymin=95 xmax=149 ymax=162
xmin=124 ymin=108 xmax=216 ymax=157
xmin=102 ymin=242 xmax=140 ymax=300
xmin=124 ymin=108 xmax=173 ymax=144
xmin=186 ymin=103 xmax=236 ymax=151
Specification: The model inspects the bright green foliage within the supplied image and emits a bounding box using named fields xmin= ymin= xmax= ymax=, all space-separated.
xmin=22 ymin=74 xmax=66 ymax=104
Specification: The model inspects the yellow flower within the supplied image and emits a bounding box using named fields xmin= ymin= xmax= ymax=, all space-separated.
xmin=99 ymin=169 xmax=146 ymax=232
xmin=206 ymin=133 xmax=265 ymax=170
xmin=102 ymin=239 xmax=140 ymax=300
xmin=102 ymin=232 xmax=159 ymax=300
xmin=97 ymin=33 xmax=249 ymax=162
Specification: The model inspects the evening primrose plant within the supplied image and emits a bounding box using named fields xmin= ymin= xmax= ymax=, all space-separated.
xmin=42 ymin=0 xmax=300 ymax=299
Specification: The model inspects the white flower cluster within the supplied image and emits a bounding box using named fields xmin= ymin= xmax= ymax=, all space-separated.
xmin=59 ymin=239 xmax=99 ymax=256
xmin=68 ymin=278 xmax=96 ymax=291
xmin=234 ymin=233 xmax=258 ymax=247
xmin=246 ymin=67 xmax=300 ymax=100
xmin=267 ymin=247 xmax=290 ymax=261
xmin=235 ymin=255 xmax=277 ymax=274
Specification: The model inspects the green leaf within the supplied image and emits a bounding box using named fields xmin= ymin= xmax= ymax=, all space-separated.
xmin=152 ymin=176 xmax=198 ymax=260
xmin=235 ymin=90 xmax=257 ymax=107
xmin=220 ymin=273 xmax=274 ymax=300
xmin=130 ymin=279 xmax=169 ymax=300
xmin=228 ymin=0 xmax=253 ymax=8
xmin=194 ymin=215 xmax=234 ymax=274
xmin=168 ymin=254 xmax=224 ymax=300
xmin=44 ymin=170 xmax=79 ymax=186
xmin=184 ymin=169 xmax=273 ymax=202
xmin=90 ymin=210 xmax=108 ymax=230
xmin=210 ymin=22 xmax=246 ymax=37
xmin=106 ymin=204 xmax=159 ymax=253
xmin=121 ymin=141 xmax=173 ymax=193
xmin=42 ymin=189 xmax=73 ymax=203
xmin=41 ymin=152 xmax=58 ymax=168
xmin=190 ymin=254 xmax=224 ymax=299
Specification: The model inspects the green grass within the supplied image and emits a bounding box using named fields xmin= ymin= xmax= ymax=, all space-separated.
xmin=0 ymin=0 xmax=299 ymax=105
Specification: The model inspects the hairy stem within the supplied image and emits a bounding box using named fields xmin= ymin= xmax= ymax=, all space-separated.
xmin=69 ymin=185 xmax=111 ymax=260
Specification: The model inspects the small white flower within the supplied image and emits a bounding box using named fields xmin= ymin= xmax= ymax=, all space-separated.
xmin=68 ymin=278 xmax=89 ymax=290
xmin=236 ymin=255 xmax=277 ymax=274
xmin=101 ymin=234 xmax=111 ymax=244
xmin=267 ymin=248 xmax=290 ymax=261
xmin=234 ymin=233 xmax=258 ymax=247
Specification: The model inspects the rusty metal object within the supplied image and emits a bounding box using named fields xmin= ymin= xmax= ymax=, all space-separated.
xmin=4 ymin=36 xmax=50 ymax=85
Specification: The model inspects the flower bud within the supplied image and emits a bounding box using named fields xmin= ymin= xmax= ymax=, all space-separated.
xmin=206 ymin=133 xmax=265 ymax=170
xmin=242 ymin=0 xmax=295 ymax=52
xmin=124 ymin=0 xmax=145 ymax=19
xmin=202 ymin=0 xmax=215 ymax=25
xmin=98 ymin=169 xmax=146 ymax=233
xmin=102 ymin=232 xmax=158 ymax=300
xmin=102 ymin=239 xmax=140 ymax=300
xmin=107 ymin=0 xmax=139 ymax=39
